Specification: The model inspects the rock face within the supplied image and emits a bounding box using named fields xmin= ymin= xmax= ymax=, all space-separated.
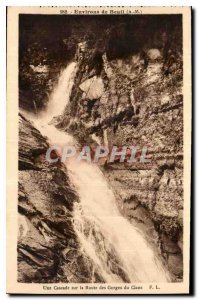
xmin=18 ymin=114 xmax=103 ymax=283
xmin=59 ymin=37 xmax=183 ymax=280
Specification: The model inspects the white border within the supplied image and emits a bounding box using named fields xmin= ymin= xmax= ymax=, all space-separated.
xmin=1 ymin=1 xmax=196 ymax=299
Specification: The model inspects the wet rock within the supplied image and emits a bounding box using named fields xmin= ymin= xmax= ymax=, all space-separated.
xmin=161 ymin=234 xmax=181 ymax=254
xmin=167 ymin=254 xmax=183 ymax=277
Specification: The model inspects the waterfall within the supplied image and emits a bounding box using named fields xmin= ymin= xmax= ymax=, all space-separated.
xmin=31 ymin=62 xmax=170 ymax=283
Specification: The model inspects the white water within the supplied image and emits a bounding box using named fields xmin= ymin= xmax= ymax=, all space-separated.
xmin=30 ymin=62 xmax=170 ymax=283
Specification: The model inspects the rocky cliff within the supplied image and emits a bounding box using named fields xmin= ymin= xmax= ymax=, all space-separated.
xmin=57 ymin=36 xmax=183 ymax=280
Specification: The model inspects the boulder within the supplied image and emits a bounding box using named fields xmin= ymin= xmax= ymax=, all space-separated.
xmin=79 ymin=76 xmax=104 ymax=100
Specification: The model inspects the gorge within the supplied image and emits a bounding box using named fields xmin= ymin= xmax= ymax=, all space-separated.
xmin=18 ymin=14 xmax=183 ymax=283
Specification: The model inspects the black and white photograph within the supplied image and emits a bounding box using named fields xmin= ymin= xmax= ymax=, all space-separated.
xmin=6 ymin=6 xmax=191 ymax=295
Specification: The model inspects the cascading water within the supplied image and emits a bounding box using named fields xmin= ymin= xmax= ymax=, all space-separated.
xmin=30 ymin=62 xmax=170 ymax=283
